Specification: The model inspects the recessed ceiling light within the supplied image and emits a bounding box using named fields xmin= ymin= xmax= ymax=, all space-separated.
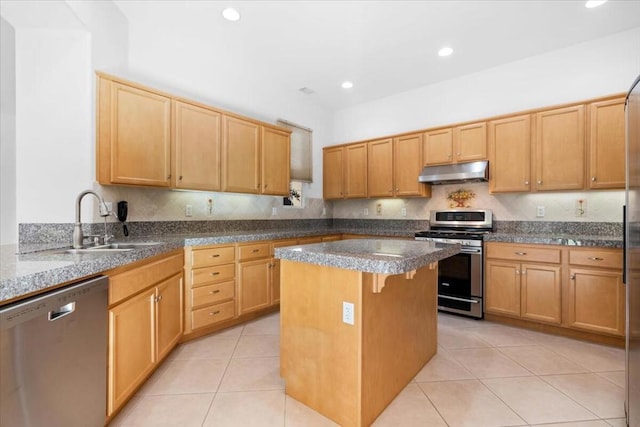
xmin=585 ymin=0 xmax=608 ymax=8
xmin=222 ymin=7 xmax=240 ymax=21
xmin=341 ymin=81 xmax=353 ymax=89
xmin=438 ymin=47 xmax=454 ymax=57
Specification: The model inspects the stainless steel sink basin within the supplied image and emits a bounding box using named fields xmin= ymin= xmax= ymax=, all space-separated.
xmin=98 ymin=242 xmax=163 ymax=249
xmin=47 ymin=242 xmax=163 ymax=255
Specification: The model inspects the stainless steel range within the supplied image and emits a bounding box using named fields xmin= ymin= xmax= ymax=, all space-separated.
xmin=415 ymin=209 xmax=493 ymax=319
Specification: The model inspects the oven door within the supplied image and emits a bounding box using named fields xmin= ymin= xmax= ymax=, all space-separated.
xmin=437 ymin=248 xmax=483 ymax=319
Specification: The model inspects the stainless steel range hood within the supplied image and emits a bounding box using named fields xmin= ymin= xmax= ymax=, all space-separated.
xmin=418 ymin=160 xmax=489 ymax=184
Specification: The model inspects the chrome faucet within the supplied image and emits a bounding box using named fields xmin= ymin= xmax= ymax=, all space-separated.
xmin=73 ymin=190 xmax=111 ymax=249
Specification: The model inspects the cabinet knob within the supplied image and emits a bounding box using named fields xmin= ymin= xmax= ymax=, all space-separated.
xmin=587 ymin=257 xmax=604 ymax=261
xmin=456 ymin=152 xmax=461 ymax=156
xmin=537 ymin=180 xmax=542 ymax=185
xmin=155 ymin=295 xmax=163 ymax=302
xmin=448 ymin=154 xmax=452 ymax=159
xmin=591 ymin=177 xmax=597 ymax=182
xmin=524 ymin=181 xmax=529 ymax=185
xmin=179 ymin=175 xmax=183 ymax=180
xmin=167 ymin=174 xmax=171 ymax=179
xmin=395 ymin=188 xmax=399 ymax=192
xmin=264 ymin=184 xmax=268 ymax=189
xmin=516 ymin=270 xmax=520 ymax=275
xmin=570 ymin=274 xmax=576 ymax=280
xmin=521 ymin=270 xmax=527 ymax=275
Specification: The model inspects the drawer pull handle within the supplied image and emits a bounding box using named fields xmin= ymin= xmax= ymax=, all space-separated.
xmin=252 ymin=249 xmax=260 ymax=253
xmin=515 ymin=252 xmax=527 ymax=256
xmin=588 ymin=257 xmax=604 ymax=261
xmin=210 ymin=254 xmax=220 ymax=258
xmin=209 ymin=310 xmax=221 ymax=316
xmin=211 ymin=272 xmax=220 ymax=276
xmin=210 ymin=290 xmax=220 ymax=294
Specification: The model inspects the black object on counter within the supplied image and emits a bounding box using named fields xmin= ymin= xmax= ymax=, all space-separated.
xmin=117 ymin=201 xmax=129 ymax=236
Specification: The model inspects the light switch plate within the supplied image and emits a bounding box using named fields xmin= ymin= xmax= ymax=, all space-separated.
xmin=342 ymin=302 xmax=355 ymax=325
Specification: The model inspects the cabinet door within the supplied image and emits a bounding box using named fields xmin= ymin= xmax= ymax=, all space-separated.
xmin=262 ymin=126 xmax=291 ymax=195
xmin=394 ymin=133 xmax=430 ymax=197
xmin=520 ymin=263 xmax=561 ymax=324
xmin=106 ymin=82 xmax=172 ymax=187
xmin=488 ymin=114 xmax=531 ymax=193
xmin=323 ymin=147 xmax=344 ymax=199
xmin=588 ymin=98 xmax=625 ymax=189
xmin=173 ymin=101 xmax=221 ymax=191
xmin=345 ymin=143 xmax=367 ymax=198
xmin=485 ymin=260 xmax=521 ymax=317
xmin=108 ymin=288 xmax=156 ymax=415
xmin=271 ymin=258 xmax=281 ymax=305
xmin=238 ymin=259 xmax=271 ymax=315
xmin=454 ymin=122 xmax=487 ymax=162
xmin=222 ymin=116 xmax=261 ymax=193
xmin=156 ymin=274 xmax=183 ymax=361
xmin=534 ymin=105 xmax=585 ymax=191
xmin=367 ymin=138 xmax=394 ymax=197
xmin=567 ymin=268 xmax=625 ymax=336
xmin=423 ymin=128 xmax=453 ymax=165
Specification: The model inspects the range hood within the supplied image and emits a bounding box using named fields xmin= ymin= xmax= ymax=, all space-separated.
xmin=418 ymin=160 xmax=489 ymax=184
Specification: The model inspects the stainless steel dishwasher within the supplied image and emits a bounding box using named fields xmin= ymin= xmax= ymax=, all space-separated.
xmin=1 ymin=275 xmax=108 ymax=427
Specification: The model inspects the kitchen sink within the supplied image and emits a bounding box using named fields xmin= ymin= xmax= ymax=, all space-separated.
xmin=47 ymin=242 xmax=163 ymax=255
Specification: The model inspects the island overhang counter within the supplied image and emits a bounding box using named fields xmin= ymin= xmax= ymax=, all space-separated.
xmin=275 ymin=239 xmax=460 ymax=427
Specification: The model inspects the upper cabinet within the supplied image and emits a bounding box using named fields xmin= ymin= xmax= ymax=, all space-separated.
xmin=394 ymin=133 xmax=430 ymax=197
xmin=173 ymin=101 xmax=221 ymax=191
xmin=367 ymin=138 xmax=394 ymax=197
xmin=96 ymin=72 xmax=290 ymax=195
xmin=98 ymin=79 xmax=172 ymax=187
xmin=488 ymin=115 xmax=532 ymax=193
xmin=345 ymin=143 xmax=368 ymax=198
xmin=534 ymin=105 xmax=585 ymax=191
xmin=588 ymin=98 xmax=626 ymax=189
xmin=222 ymin=116 xmax=261 ymax=194
xmin=423 ymin=122 xmax=487 ymax=166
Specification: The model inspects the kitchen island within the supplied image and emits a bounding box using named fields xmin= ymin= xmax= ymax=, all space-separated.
xmin=275 ymin=239 xmax=459 ymax=427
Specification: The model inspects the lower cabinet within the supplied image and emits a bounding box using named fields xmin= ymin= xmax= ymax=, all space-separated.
xmin=238 ymin=257 xmax=272 ymax=314
xmin=485 ymin=242 xmax=624 ymax=338
xmin=107 ymin=250 xmax=184 ymax=417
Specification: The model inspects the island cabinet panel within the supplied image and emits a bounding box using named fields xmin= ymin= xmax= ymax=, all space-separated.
xmin=172 ymin=100 xmax=221 ymax=191
xmin=280 ymin=261 xmax=438 ymax=427
xmin=534 ymin=105 xmax=585 ymax=191
xmin=588 ymin=98 xmax=626 ymax=189
xmin=488 ymin=114 xmax=532 ymax=193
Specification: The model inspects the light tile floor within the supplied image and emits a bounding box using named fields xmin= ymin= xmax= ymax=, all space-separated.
xmin=110 ymin=312 xmax=627 ymax=427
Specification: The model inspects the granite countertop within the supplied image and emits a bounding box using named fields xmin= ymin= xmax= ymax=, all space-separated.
xmin=484 ymin=232 xmax=623 ymax=248
xmin=1 ymin=228 xmax=417 ymax=305
xmin=275 ymin=239 xmax=461 ymax=274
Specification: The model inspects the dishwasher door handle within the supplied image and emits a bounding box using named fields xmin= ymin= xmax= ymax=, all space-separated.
xmin=48 ymin=302 xmax=76 ymax=321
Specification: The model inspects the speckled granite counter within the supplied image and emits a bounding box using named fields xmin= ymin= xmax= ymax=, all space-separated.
xmin=275 ymin=239 xmax=460 ymax=274
xmin=484 ymin=233 xmax=623 ymax=248
xmin=1 ymin=228 xmax=418 ymax=305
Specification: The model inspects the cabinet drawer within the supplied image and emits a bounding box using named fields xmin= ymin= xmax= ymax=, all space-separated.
xmin=191 ymin=246 xmax=235 ymax=268
xmin=238 ymin=243 xmax=270 ymax=261
xmin=192 ymin=300 xmax=235 ymax=329
xmin=486 ymin=243 xmax=561 ymax=264
xmin=271 ymin=239 xmax=299 ymax=256
xmin=191 ymin=264 xmax=235 ymax=286
xmin=192 ymin=280 xmax=235 ymax=308
xmin=109 ymin=252 xmax=183 ymax=305
xmin=569 ymin=249 xmax=623 ymax=269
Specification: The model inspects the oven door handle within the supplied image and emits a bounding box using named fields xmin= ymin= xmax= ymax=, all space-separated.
xmin=438 ymin=294 xmax=481 ymax=304
xmin=460 ymin=248 xmax=482 ymax=254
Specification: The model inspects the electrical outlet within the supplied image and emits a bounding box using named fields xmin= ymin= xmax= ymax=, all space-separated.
xmin=401 ymin=207 xmax=407 ymax=217
xmin=575 ymin=199 xmax=587 ymax=217
xmin=272 ymin=207 xmax=278 ymax=216
xmin=536 ymin=206 xmax=545 ymax=218
xmin=185 ymin=204 xmax=193 ymax=217
xmin=376 ymin=203 xmax=382 ymax=215
xmin=206 ymin=198 xmax=213 ymax=216
xmin=322 ymin=207 xmax=327 ymax=216
xmin=364 ymin=208 xmax=369 ymax=216
xmin=342 ymin=301 xmax=355 ymax=325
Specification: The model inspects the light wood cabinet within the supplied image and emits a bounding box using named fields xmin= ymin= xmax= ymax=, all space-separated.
xmin=488 ymin=114 xmax=532 ymax=193
xmin=588 ymin=98 xmax=626 ymax=189
xmin=184 ymin=245 xmax=236 ymax=334
xmin=394 ymin=133 xmax=430 ymax=197
xmin=222 ymin=116 xmax=261 ymax=194
xmin=270 ymin=239 xmax=298 ymax=305
xmin=238 ymin=251 xmax=272 ymax=315
xmin=534 ymin=105 xmax=585 ymax=191
xmin=107 ymin=250 xmax=184 ymax=416
xmin=172 ymin=101 xmax=221 ymax=191
xmin=323 ymin=146 xmax=345 ymax=199
xmin=565 ymin=248 xmax=625 ymax=336
xmin=262 ymin=126 xmax=291 ymax=195
xmin=97 ymin=77 xmax=172 ymax=187
xmin=367 ymin=138 xmax=394 ymax=197
xmin=454 ymin=122 xmax=487 ymax=162
xmin=485 ymin=243 xmax=561 ymax=325
xmin=423 ymin=128 xmax=453 ymax=165
xmin=345 ymin=143 xmax=368 ymax=198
